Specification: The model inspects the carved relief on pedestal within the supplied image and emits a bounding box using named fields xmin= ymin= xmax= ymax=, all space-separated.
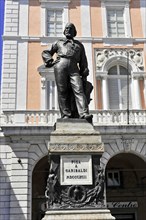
xmin=41 ymin=155 xmax=105 ymax=211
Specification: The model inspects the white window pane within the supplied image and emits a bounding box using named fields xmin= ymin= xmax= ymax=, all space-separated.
xmin=108 ymin=23 xmax=116 ymax=28
xmin=47 ymin=11 xmax=55 ymax=21
xmin=108 ymin=78 xmax=119 ymax=109
xmin=120 ymin=66 xmax=128 ymax=75
xmin=107 ymin=8 xmax=125 ymax=37
xmin=120 ymin=79 xmax=132 ymax=109
xmin=107 ymin=10 xmax=115 ymax=21
xmin=117 ymin=30 xmax=125 ymax=35
xmin=47 ymin=24 xmax=55 ymax=33
xmin=56 ymin=23 xmax=62 ymax=28
xmin=56 ymin=11 xmax=62 ymax=21
xmin=109 ymin=66 xmax=117 ymax=75
xmin=107 ymin=171 xmax=121 ymax=187
xmin=47 ymin=9 xmax=63 ymax=36
xmin=108 ymin=28 xmax=116 ymax=34
xmin=117 ymin=23 xmax=124 ymax=28
xmin=47 ymin=81 xmax=56 ymax=110
xmin=117 ymin=10 xmax=124 ymax=19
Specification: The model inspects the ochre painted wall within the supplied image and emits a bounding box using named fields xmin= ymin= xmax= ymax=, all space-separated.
xmin=29 ymin=0 xmax=41 ymax=36
xmin=90 ymin=0 xmax=103 ymax=37
xmin=130 ymin=0 xmax=143 ymax=38
xmin=27 ymin=42 xmax=43 ymax=109
xmin=69 ymin=0 xmax=81 ymax=37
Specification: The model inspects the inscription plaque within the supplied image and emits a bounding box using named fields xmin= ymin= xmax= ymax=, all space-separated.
xmin=60 ymin=155 xmax=92 ymax=185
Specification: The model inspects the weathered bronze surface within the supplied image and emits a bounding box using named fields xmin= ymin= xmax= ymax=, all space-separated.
xmin=42 ymin=23 xmax=93 ymax=119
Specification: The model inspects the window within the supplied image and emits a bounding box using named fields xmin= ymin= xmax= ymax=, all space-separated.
xmin=46 ymin=80 xmax=58 ymax=110
xmin=108 ymin=65 xmax=132 ymax=110
xmin=47 ymin=9 xmax=63 ymax=36
xmin=101 ymin=0 xmax=132 ymax=38
xmin=107 ymin=170 xmax=121 ymax=187
xmin=107 ymin=9 xmax=125 ymax=37
xmin=40 ymin=0 xmax=70 ymax=38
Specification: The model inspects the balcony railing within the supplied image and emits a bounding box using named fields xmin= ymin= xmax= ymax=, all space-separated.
xmin=0 ymin=110 xmax=146 ymax=126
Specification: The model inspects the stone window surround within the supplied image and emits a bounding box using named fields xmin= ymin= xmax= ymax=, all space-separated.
xmin=40 ymin=0 xmax=71 ymax=38
xmin=38 ymin=65 xmax=56 ymax=109
xmin=101 ymin=0 xmax=132 ymax=38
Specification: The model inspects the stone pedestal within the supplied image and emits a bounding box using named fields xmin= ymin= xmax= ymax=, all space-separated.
xmin=42 ymin=119 xmax=115 ymax=220
xmin=42 ymin=209 xmax=115 ymax=220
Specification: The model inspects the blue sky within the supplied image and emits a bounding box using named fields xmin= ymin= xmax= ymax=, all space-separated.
xmin=0 ymin=0 xmax=5 ymax=89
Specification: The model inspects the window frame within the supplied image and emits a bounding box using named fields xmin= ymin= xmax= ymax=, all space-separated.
xmin=106 ymin=8 xmax=125 ymax=38
xmin=101 ymin=0 xmax=132 ymax=38
xmin=106 ymin=170 xmax=122 ymax=188
xmin=46 ymin=9 xmax=63 ymax=37
xmin=107 ymin=64 xmax=132 ymax=110
xmin=40 ymin=0 xmax=71 ymax=38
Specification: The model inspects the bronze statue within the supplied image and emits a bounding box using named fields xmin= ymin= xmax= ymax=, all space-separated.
xmin=42 ymin=23 xmax=93 ymax=119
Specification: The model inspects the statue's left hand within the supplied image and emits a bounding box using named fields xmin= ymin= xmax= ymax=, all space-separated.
xmin=45 ymin=59 xmax=54 ymax=68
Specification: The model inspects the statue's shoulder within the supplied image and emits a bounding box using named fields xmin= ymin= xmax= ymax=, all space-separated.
xmin=54 ymin=38 xmax=66 ymax=47
xmin=56 ymin=38 xmax=66 ymax=43
xmin=74 ymin=39 xmax=84 ymax=48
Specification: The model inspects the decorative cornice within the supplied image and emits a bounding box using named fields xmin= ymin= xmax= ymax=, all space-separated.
xmin=39 ymin=0 xmax=71 ymax=8
xmin=49 ymin=143 xmax=104 ymax=153
xmin=39 ymin=0 xmax=71 ymax=3
xmin=38 ymin=65 xmax=55 ymax=80
xmin=2 ymin=35 xmax=146 ymax=44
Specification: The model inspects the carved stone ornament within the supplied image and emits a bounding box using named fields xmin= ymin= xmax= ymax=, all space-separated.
xmin=41 ymin=77 xmax=46 ymax=89
xmin=42 ymin=155 xmax=105 ymax=211
xmin=96 ymin=49 xmax=144 ymax=71
xmin=121 ymin=137 xmax=134 ymax=152
xmin=49 ymin=143 xmax=104 ymax=152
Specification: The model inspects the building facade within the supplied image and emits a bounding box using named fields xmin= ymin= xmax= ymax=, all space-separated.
xmin=0 ymin=0 xmax=146 ymax=220
xmin=0 ymin=0 xmax=5 ymax=87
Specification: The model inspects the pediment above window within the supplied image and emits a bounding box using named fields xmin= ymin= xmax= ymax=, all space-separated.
xmin=39 ymin=0 xmax=71 ymax=6
xmin=37 ymin=65 xmax=55 ymax=80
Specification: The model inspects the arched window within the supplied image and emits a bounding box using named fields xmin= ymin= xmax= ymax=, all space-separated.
xmin=107 ymin=65 xmax=132 ymax=110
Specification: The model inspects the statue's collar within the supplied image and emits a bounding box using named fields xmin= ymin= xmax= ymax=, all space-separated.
xmin=63 ymin=38 xmax=74 ymax=45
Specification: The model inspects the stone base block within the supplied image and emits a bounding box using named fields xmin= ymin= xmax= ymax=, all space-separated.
xmin=42 ymin=209 xmax=115 ymax=220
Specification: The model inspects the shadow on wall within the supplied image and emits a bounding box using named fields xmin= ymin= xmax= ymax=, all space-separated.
xmin=0 ymin=159 xmax=25 ymax=220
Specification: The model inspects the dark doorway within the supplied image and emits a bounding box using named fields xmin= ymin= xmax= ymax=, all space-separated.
xmin=106 ymin=153 xmax=146 ymax=220
xmin=32 ymin=156 xmax=49 ymax=220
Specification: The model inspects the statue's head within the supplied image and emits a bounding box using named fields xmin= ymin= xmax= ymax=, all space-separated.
xmin=63 ymin=23 xmax=77 ymax=38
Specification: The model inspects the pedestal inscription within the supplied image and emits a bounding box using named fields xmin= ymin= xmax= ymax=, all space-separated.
xmin=61 ymin=155 xmax=92 ymax=185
